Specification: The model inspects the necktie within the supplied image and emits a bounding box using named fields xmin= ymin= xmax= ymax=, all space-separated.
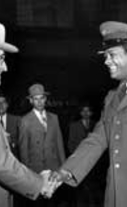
xmin=41 ymin=113 xmax=47 ymax=131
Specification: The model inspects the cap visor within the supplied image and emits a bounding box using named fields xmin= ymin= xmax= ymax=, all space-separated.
xmin=0 ymin=42 xmax=19 ymax=53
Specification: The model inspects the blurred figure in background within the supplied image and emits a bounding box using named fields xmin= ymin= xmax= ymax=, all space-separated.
xmin=0 ymin=92 xmax=20 ymax=157
xmin=67 ymin=103 xmax=95 ymax=207
xmin=68 ymin=103 xmax=93 ymax=154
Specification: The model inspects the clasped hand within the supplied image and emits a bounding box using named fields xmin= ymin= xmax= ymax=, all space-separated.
xmin=40 ymin=169 xmax=72 ymax=198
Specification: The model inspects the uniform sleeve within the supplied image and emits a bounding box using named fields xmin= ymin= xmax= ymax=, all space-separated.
xmin=61 ymin=113 xmax=108 ymax=187
xmin=56 ymin=116 xmax=66 ymax=163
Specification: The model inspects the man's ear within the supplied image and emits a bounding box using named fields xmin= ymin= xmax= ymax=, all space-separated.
xmin=29 ymin=97 xmax=33 ymax=105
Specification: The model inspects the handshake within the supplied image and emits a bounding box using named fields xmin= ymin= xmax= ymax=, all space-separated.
xmin=40 ymin=169 xmax=72 ymax=198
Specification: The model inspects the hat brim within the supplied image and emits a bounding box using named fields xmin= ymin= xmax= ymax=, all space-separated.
xmin=97 ymin=38 xmax=127 ymax=55
xmin=27 ymin=92 xmax=50 ymax=98
xmin=0 ymin=42 xmax=19 ymax=53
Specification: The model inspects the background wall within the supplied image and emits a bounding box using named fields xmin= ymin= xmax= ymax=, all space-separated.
xmin=0 ymin=0 xmax=125 ymax=113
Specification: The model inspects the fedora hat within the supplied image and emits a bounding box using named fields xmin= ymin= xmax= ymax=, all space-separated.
xmin=0 ymin=23 xmax=19 ymax=53
xmin=28 ymin=83 xmax=50 ymax=97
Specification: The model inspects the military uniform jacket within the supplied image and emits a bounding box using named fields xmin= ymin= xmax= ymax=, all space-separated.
xmin=62 ymin=88 xmax=127 ymax=207
xmin=19 ymin=110 xmax=65 ymax=173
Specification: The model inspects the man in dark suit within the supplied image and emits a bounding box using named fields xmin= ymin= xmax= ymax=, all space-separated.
xmin=48 ymin=21 xmax=127 ymax=207
xmin=18 ymin=83 xmax=66 ymax=207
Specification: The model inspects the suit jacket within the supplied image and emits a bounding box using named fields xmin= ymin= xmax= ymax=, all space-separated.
xmin=61 ymin=88 xmax=127 ymax=207
xmin=19 ymin=110 xmax=65 ymax=173
xmin=0 ymin=124 xmax=46 ymax=201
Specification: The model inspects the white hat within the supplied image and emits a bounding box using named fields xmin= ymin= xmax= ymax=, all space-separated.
xmin=0 ymin=23 xmax=19 ymax=53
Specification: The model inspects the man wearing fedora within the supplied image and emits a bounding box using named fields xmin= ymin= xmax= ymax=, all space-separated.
xmin=18 ymin=83 xmax=66 ymax=207
xmin=45 ymin=21 xmax=127 ymax=207
xmin=0 ymin=23 xmax=58 ymax=207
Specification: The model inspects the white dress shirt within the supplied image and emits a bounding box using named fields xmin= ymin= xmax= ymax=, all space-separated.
xmin=33 ymin=109 xmax=47 ymax=131
xmin=0 ymin=113 xmax=7 ymax=130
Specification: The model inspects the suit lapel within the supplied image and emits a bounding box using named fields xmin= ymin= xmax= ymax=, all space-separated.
xmin=6 ymin=114 xmax=9 ymax=132
xmin=32 ymin=110 xmax=48 ymax=132
xmin=46 ymin=112 xmax=52 ymax=132
xmin=32 ymin=110 xmax=42 ymax=126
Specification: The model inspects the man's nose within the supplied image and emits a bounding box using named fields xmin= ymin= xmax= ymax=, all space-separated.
xmin=2 ymin=62 xmax=8 ymax=71
xmin=105 ymin=55 xmax=112 ymax=65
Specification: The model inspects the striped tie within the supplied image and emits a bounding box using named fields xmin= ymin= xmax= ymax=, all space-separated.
xmin=40 ymin=113 xmax=47 ymax=131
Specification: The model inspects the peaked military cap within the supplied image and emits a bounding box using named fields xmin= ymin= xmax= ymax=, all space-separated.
xmin=98 ymin=21 xmax=127 ymax=53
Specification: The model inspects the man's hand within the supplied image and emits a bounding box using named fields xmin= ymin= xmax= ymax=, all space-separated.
xmin=40 ymin=170 xmax=54 ymax=198
xmin=39 ymin=169 xmax=73 ymax=199
xmin=46 ymin=169 xmax=73 ymax=192
xmin=50 ymin=169 xmax=72 ymax=183
xmin=40 ymin=170 xmax=61 ymax=199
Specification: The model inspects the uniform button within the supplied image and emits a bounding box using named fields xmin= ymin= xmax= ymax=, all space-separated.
xmin=115 ymin=134 xmax=120 ymax=140
xmin=114 ymin=149 xmax=119 ymax=154
xmin=115 ymin=163 xmax=120 ymax=169
xmin=116 ymin=120 xmax=120 ymax=125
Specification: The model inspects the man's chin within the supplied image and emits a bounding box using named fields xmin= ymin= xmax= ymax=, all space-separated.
xmin=110 ymin=74 xmax=124 ymax=81
xmin=110 ymin=72 xmax=120 ymax=79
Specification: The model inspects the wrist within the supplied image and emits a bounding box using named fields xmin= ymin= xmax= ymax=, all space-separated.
xmin=59 ymin=169 xmax=72 ymax=182
xmin=59 ymin=169 xmax=78 ymax=184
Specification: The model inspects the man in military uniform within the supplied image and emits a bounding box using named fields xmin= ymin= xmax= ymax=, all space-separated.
xmin=49 ymin=21 xmax=127 ymax=207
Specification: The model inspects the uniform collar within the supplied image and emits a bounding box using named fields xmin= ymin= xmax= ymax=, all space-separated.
xmin=117 ymin=81 xmax=127 ymax=110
